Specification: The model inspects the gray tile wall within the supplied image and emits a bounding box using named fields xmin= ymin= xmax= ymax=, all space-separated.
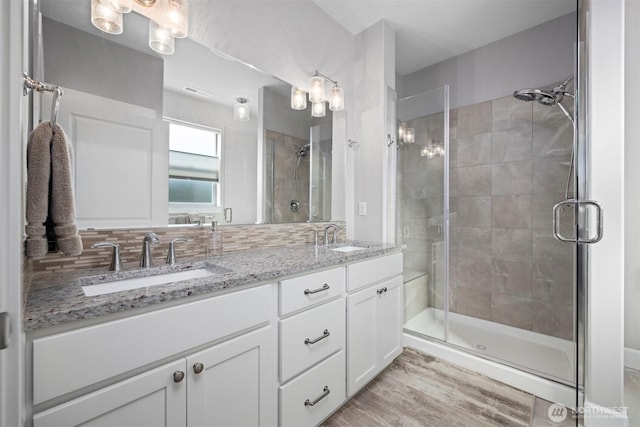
xmin=400 ymin=88 xmax=574 ymax=340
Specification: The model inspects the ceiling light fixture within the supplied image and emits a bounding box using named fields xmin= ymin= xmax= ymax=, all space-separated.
xmin=90 ymin=0 xmax=188 ymax=55
xmin=234 ymin=98 xmax=250 ymax=122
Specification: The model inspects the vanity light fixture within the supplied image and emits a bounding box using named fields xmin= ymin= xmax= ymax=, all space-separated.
xmin=90 ymin=0 xmax=189 ymax=55
xmin=291 ymin=87 xmax=307 ymax=110
xmin=234 ymin=98 xmax=250 ymax=121
xmin=307 ymin=71 xmax=345 ymax=112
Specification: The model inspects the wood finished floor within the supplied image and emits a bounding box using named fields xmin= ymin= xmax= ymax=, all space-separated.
xmin=323 ymin=348 xmax=577 ymax=427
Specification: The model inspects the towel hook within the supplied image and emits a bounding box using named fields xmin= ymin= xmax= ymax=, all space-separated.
xmin=50 ymin=86 xmax=63 ymax=128
xmin=22 ymin=71 xmax=64 ymax=128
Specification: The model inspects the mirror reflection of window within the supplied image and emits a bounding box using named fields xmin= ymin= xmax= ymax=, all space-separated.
xmin=167 ymin=120 xmax=221 ymax=210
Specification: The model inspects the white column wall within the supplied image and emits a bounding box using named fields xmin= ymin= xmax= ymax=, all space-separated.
xmin=624 ymin=0 xmax=640 ymax=369
xmin=0 ymin=0 xmax=26 ymax=426
xmin=586 ymin=0 xmax=626 ymax=418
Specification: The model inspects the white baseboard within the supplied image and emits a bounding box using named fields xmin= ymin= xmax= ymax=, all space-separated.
xmin=583 ymin=400 xmax=628 ymax=427
xmin=624 ymin=347 xmax=640 ymax=370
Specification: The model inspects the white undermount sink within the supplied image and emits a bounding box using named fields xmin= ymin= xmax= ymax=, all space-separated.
xmin=82 ymin=268 xmax=216 ymax=296
xmin=331 ymin=246 xmax=366 ymax=253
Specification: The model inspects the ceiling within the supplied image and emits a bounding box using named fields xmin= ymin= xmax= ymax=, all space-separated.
xmin=41 ymin=0 xmax=577 ymax=107
xmin=313 ymin=0 xmax=576 ymax=76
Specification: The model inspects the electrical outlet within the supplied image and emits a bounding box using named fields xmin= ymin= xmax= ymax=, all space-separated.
xmin=358 ymin=202 xmax=367 ymax=216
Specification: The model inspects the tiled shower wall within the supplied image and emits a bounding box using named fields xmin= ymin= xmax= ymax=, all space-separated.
xmin=266 ymin=130 xmax=311 ymax=223
xmin=402 ymin=91 xmax=574 ymax=340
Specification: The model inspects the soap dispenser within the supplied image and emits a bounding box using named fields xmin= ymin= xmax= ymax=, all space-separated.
xmin=208 ymin=221 xmax=223 ymax=256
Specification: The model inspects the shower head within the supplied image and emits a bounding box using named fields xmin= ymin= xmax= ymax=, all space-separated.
xmin=513 ymin=78 xmax=575 ymax=125
xmin=296 ymin=144 xmax=310 ymax=158
xmin=513 ymin=88 xmax=561 ymax=106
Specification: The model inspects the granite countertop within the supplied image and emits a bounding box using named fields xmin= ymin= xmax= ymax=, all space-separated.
xmin=24 ymin=240 xmax=400 ymax=332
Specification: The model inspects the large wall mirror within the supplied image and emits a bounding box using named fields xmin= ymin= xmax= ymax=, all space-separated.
xmin=35 ymin=0 xmax=335 ymax=228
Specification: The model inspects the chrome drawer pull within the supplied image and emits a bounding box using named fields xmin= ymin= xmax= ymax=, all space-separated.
xmin=304 ymin=284 xmax=330 ymax=295
xmin=304 ymin=386 xmax=330 ymax=407
xmin=304 ymin=329 xmax=330 ymax=345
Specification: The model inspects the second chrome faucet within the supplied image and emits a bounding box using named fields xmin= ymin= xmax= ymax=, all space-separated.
xmin=140 ymin=232 xmax=159 ymax=269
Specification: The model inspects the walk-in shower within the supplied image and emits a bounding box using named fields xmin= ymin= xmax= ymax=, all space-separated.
xmin=398 ymin=79 xmax=578 ymax=404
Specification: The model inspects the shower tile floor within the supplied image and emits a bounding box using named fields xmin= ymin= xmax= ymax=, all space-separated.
xmin=404 ymin=308 xmax=575 ymax=383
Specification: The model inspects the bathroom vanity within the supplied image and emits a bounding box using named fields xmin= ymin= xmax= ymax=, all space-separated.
xmin=24 ymin=243 xmax=403 ymax=427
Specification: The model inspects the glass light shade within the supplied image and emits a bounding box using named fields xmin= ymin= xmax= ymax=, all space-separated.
xmin=149 ymin=20 xmax=175 ymax=55
xmin=291 ymin=87 xmax=307 ymax=110
xmin=234 ymin=99 xmax=250 ymax=121
xmin=91 ymin=0 xmax=123 ymax=34
xmin=311 ymin=101 xmax=326 ymax=118
xmin=98 ymin=0 xmax=131 ymax=13
xmin=164 ymin=0 xmax=189 ymax=38
xmin=420 ymin=147 xmax=429 ymax=158
xmin=435 ymin=144 xmax=445 ymax=156
xmin=405 ymin=128 xmax=415 ymax=143
xmin=398 ymin=122 xmax=407 ymax=141
xmin=329 ymin=85 xmax=344 ymax=111
xmin=309 ymin=75 xmax=325 ymax=103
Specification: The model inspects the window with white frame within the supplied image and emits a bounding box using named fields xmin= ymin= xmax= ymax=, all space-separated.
xmin=167 ymin=120 xmax=221 ymax=208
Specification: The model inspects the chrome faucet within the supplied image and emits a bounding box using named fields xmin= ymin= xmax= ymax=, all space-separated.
xmin=166 ymin=238 xmax=187 ymax=266
xmin=92 ymin=242 xmax=123 ymax=273
xmin=324 ymin=224 xmax=340 ymax=246
xmin=140 ymin=232 xmax=160 ymax=269
xmin=310 ymin=230 xmax=319 ymax=246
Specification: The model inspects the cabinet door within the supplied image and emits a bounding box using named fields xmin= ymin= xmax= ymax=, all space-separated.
xmin=33 ymin=360 xmax=186 ymax=427
xmin=346 ymin=285 xmax=379 ymax=397
xmin=187 ymin=326 xmax=277 ymax=427
xmin=378 ymin=276 xmax=404 ymax=367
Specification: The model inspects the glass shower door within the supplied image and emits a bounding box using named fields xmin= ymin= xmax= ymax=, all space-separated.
xmin=398 ymin=86 xmax=449 ymax=342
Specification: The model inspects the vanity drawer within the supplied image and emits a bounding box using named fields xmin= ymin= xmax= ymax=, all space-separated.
xmin=280 ymin=298 xmax=345 ymax=383
xmin=32 ymin=284 xmax=273 ymax=405
xmin=279 ymin=350 xmax=346 ymax=427
xmin=347 ymin=252 xmax=403 ymax=292
xmin=279 ymin=267 xmax=345 ymax=316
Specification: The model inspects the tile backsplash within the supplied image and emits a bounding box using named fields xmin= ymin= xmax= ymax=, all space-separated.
xmin=29 ymin=221 xmax=346 ymax=274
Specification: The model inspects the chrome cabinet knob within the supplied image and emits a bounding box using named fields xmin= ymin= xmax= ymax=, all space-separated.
xmin=173 ymin=370 xmax=185 ymax=383
xmin=193 ymin=362 xmax=204 ymax=374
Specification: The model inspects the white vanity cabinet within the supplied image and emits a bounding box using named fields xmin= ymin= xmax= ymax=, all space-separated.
xmin=31 ymin=284 xmax=277 ymax=427
xmin=278 ymin=267 xmax=347 ymax=426
xmin=346 ymin=253 xmax=403 ymax=397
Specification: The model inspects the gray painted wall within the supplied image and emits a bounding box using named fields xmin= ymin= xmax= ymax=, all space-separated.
xmin=399 ymin=13 xmax=576 ymax=110
xmin=42 ymin=17 xmax=163 ymax=111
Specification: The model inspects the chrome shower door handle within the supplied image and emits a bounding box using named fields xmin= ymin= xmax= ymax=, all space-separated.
xmin=553 ymin=199 xmax=604 ymax=244
xmin=553 ymin=199 xmax=576 ymax=243
xmin=578 ymin=200 xmax=604 ymax=244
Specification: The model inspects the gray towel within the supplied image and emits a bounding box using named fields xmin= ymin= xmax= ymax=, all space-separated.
xmin=25 ymin=121 xmax=82 ymax=259
xmin=25 ymin=122 xmax=52 ymax=259
xmin=50 ymin=124 xmax=82 ymax=256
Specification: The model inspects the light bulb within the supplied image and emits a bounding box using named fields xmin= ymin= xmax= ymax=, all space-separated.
xmin=309 ymin=75 xmax=325 ymax=103
xmin=311 ymin=101 xmax=326 ymax=118
xmin=149 ymin=20 xmax=175 ymax=55
xmin=399 ymin=122 xmax=407 ymax=141
xmin=329 ymin=85 xmax=344 ymax=111
xmin=98 ymin=0 xmax=131 ymax=13
xmin=234 ymin=98 xmax=250 ymax=121
xmin=291 ymin=87 xmax=307 ymax=110
xmin=405 ymin=128 xmax=415 ymax=144
xmin=164 ymin=0 xmax=188 ymax=38
xmin=91 ymin=0 xmax=123 ymax=34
